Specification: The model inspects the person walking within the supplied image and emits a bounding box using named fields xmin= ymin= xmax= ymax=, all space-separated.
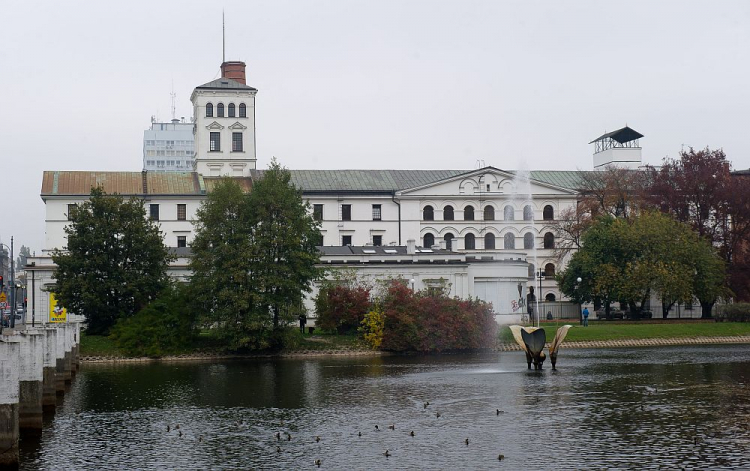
xmin=582 ymin=307 xmax=589 ymax=327
xmin=299 ymin=313 xmax=307 ymax=334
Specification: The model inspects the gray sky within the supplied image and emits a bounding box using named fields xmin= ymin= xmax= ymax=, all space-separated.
xmin=2 ymin=0 xmax=750 ymax=253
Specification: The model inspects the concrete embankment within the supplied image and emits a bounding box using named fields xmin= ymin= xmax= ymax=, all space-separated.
xmin=0 ymin=323 xmax=81 ymax=469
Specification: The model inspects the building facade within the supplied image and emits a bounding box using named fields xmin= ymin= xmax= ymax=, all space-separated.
xmin=143 ymin=120 xmax=195 ymax=172
xmin=30 ymin=60 xmax=612 ymax=325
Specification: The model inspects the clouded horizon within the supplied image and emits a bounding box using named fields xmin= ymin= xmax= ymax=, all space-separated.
xmin=2 ymin=0 xmax=749 ymax=252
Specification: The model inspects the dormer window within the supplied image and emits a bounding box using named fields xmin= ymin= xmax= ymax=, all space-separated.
xmin=205 ymin=103 xmax=213 ymax=117
xmin=217 ymin=103 xmax=225 ymax=117
xmin=228 ymin=103 xmax=236 ymax=117
xmin=239 ymin=103 xmax=247 ymax=118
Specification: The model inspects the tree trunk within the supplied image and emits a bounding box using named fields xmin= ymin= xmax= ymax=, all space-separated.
xmin=700 ymin=300 xmax=714 ymax=318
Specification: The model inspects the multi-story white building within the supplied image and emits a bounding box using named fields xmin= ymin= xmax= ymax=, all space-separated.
xmin=29 ymin=60 xmax=642 ymax=325
xmin=143 ymin=119 xmax=195 ymax=172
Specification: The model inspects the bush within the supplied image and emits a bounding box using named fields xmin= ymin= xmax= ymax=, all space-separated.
xmin=716 ymin=303 xmax=750 ymax=322
xmin=110 ymin=284 xmax=197 ymax=357
xmin=374 ymin=281 xmax=497 ymax=353
xmin=360 ymin=308 xmax=385 ymax=349
xmin=315 ymin=283 xmax=372 ymax=334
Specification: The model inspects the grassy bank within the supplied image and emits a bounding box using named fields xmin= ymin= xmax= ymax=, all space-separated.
xmin=498 ymin=322 xmax=750 ymax=344
xmin=80 ymin=330 xmax=363 ymax=358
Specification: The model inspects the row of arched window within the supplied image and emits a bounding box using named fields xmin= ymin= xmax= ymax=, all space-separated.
xmin=206 ymin=102 xmax=247 ymax=118
xmin=422 ymin=232 xmax=555 ymax=250
xmin=423 ymin=204 xmax=554 ymax=221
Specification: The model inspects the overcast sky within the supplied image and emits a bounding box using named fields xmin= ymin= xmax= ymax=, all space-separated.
xmin=2 ymin=0 xmax=749 ymax=253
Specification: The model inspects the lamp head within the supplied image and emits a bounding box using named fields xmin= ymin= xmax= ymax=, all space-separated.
xmin=576 ymin=277 xmax=582 ymax=283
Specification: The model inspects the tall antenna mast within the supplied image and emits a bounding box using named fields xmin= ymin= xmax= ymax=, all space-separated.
xmin=222 ymin=11 xmax=226 ymax=63
xmin=170 ymin=80 xmax=176 ymax=120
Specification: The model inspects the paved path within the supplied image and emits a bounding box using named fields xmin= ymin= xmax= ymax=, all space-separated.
xmin=494 ymin=335 xmax=750 ymax=351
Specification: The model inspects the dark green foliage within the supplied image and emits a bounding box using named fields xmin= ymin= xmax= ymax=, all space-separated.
xmin=109 ymin=283 xmax=196 ymax=357
xmin=716 ymin=303 xmax=750 ymax=322
xmin=52 ymin=187 xmax=173 ymax=335
xmin=189 ymin=160 xmax=322 ymax=351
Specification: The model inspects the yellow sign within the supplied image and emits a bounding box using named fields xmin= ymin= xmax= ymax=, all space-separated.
xmin=49 ymin=293 xmax=67 ymax=323
xmin=0 ymin=292 xmax=6 ymax=303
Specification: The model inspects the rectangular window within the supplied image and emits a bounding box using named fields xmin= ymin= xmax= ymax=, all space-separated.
xmin=373 ymin=235 xmax=382 ymax=246
xmin=177 ymin=236 xmax=187 ymax=248
xmin=372 ymin=204 xmax=382 ymax=221
xmin=177 ymin=204 xmax=187 ymax=221
xmin=342 ymin=235 xmax=352 ymax=246
xmin=232 ymin=132 xmax=243 ymax=152
xmin=314 ymin=232 xmax=324 ymax=246
xmin=341 ymin=204 xmax=352 ymax=221
xmin=210 ymin=132 xmax=221 ymax=152
xmin=313 ymin=204 xmax=323 ymax=221
xmin=149 ymin=204 xmax=160 ymax=221
xmin=67 ymin=204 xmax=77 ymax=221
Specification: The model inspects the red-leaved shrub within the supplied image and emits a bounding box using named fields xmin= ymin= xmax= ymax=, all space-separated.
xmin=378 ymin=281 xmax=497 ymax=352
xmin=314 ymin=284 xmax=371 ymax=334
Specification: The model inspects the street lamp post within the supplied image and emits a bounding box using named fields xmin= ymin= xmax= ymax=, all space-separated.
xmin=410 ymin=278 xmax=416 ymax=292
xmin=536 ymin=268 xmax=545 ymax=325
xmin=575 ymin=276 xmax=583 ymax=325
xmin=0 ymin=238 xmax=14 ymax=328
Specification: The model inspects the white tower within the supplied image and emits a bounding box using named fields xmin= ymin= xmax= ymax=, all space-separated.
xmin=191 ymin=61 xmax=257 ymax=177
xmin=590 ymin=126 xmax=643 ymax=170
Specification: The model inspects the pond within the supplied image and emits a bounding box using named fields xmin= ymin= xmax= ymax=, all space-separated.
xmin=20 ymin=345 xmax=750 ymax=469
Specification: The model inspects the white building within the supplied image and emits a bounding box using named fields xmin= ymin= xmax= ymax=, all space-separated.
xmin=29 ymin=60 xmax=622 ymax=325
xmin=143 ymin=119 xmax=195 ymax=172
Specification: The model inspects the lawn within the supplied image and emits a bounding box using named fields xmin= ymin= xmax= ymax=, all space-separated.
xmin=498 ymin=321 xmax=750 ymax=344
xmin=79 ymin=333 xmax=123 ymax=357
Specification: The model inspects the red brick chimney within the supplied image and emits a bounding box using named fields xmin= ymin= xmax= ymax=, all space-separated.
xmin=221 ymin=61 xmax=246 ymax=84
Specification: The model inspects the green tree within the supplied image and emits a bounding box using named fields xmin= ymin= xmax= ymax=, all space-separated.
xmin=52 ymin=188 xmax=173 ymax=334
xmin=16 ymin=245 xmax=31 ymax=271
xmin=190 ymin=161 xmax=322 ymax=350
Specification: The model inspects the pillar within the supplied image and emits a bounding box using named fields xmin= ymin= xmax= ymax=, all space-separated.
xmin=63 ymin=325 xmax=73 ymax=384
xmin=0 ymin=339 xmax=20 ymax=468
xmin=54 ymin=326 xmax=66 ymax=396
xmin=42 ymin=328 xmax=57 ymax=412
xmin=18 ymin=330 xmax=44 ymax=435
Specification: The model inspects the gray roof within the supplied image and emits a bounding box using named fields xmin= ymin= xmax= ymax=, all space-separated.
xmin=252 ymin=169 xmax=590 ymax=192
xmin=195 ymin=77 xmax=257 ymax=91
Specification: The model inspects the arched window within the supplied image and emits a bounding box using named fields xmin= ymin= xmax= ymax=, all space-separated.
xmin=217 ymin=103 xmax=225 ymax=117
xmin=228 ymin=103 xmax=236 ymax=117
xmin=524 ymin=233 xmax=535 ymax=249
xmin=423 ymin=233 xmax=434 ymax=248
xmin=523 ymin=205 xmax=534 ymax=221
xmin=423 ymin=205 xmax=434 ymax=221
xmin=504 ymin=205 xmax=514 ymax=221
xmin=504 ymin=233 xmax=515 ymax=250
xmin=205 ymin=103 xmax=214 ymax=117
xmin=444 ymin=233 xmax=454 ymax=251
xmin=528 ymin=264 xmax=535 ymax=278
xmin=464 ymin=206 xmax=475 ymax=221
xmin=484 ymin=233 xmax=496 ymax=249
xmin=239 ymin=103 xmax=247 ymax=118
xmin=545 ymin=293 xmax=556 ymax=302
xmin=545 ymin=263 xmax=555 ymax=277
xmin=443 ymin=205 xmax=454 ymax=221
xmin=543 ymin=205 xmax=554 ymax=221
xmin=465 ymin=233 xmax=476 ymax=250
xmin=544 ymin=232 xmax=555 ymax=249
xmin=484 ymin=206 xmax=495 ymax=221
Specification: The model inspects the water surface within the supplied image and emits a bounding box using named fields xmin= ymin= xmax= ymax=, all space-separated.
xmin=20 ymin=345 xmax=750 ymax=469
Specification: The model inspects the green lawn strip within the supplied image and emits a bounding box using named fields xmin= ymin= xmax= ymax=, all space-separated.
xmin=499 ymin=322 xmax=750 ymax=344
xmin=79 ymin=333 xmax=123 ymax=357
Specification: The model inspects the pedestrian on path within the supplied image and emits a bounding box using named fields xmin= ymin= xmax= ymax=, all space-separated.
xmin=582 ymin=307 xmax=589 ymax=327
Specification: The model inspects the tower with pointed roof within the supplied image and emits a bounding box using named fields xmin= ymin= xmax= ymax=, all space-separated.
xmin=191 ymin=61 xmax=258 ymax=177
xmin=589 ymin=125 xmax=644 ymax=170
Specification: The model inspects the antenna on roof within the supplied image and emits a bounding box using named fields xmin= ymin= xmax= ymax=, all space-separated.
xmin=170 ymin=80 xmax=176 ymax=121
xmin=222 ymin=10 xmax=226 ymax=63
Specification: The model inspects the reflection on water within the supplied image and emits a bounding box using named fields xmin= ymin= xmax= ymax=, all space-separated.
xmin=20 ymin=346 xmax=750 ymax=469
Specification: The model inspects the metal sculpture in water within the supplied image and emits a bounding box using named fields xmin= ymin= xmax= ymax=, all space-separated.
xmin=509 ymin=325 xmax=572 ymax=370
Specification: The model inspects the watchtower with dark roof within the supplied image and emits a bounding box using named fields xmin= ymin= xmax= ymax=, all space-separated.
xmin=589 ymin=126 xmax=644 ymax=170
xmin=191 ymin=61 xmax=258 ymax=178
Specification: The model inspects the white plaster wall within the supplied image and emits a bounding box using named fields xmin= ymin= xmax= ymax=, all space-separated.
xmin=192 ymin=88 xmax=257 ymax=177
xmin=310 ymin=196 xmax=401 ymax=246
xmin=593 ymin=147 xmax=642 ymax=170
xmin=0 ymin=340 xmax=20 ymax=404
xmin=43 ymin=329 xmax=57 ymax=368
xmin=19 ymin=332 xmax=44 ymax=382
xmin=55 ymin=326 xmax=65 ymax=360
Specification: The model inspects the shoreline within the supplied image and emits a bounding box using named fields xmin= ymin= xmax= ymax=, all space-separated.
xmin=79 ymin=335 xmax=750 ymax=363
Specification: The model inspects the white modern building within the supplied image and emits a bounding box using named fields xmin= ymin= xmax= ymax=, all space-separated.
xmin=143 ymin=119 xmax=195 ymax=172
xmin=29 ymin=60 xmax=642 ymax=325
